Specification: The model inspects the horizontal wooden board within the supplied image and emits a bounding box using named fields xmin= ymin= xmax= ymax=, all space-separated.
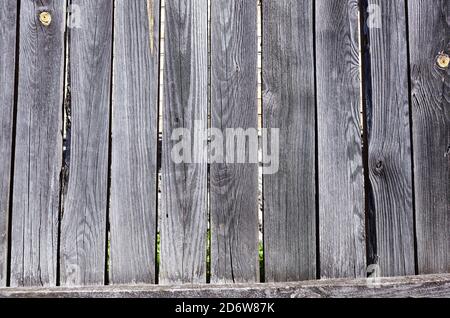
xmin=0 ymin=274 xmax=449 ymax=298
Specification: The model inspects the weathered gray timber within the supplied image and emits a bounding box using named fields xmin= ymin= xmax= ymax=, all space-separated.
xmin=211 ymin=0 xmax=259 ymax=283
xmin=0 ymin=0 xmax=447 ymax=293
xmin=0 ymin=0 xmax=17 ymax=287
xmin=160 ymin=0 xmax=208 ymax=284
xmin=110 ymin=0 xmax=160 ymax=285
xmin=408 ymin=0 xmax=449 ymax=274
xmin=316 ymin=0 xmax=367 ymax=278
xmin=10 ymin=0 xmax=65 ymax=287
xmin=262 ymin=0 xmax=316 ymax=282
xmin=60 ymin=0 xmax=113 ymax=286
xmin=365 ymin=0 xmax=415 ymax=277
xmin=1 ymin=274 xmax=449 ymax=298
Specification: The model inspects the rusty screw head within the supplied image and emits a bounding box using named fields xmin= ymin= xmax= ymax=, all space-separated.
xmin=39 ymin=11 xmax=52 ymax=26
xmin=437 ymin=53 xmax=449 ymax=69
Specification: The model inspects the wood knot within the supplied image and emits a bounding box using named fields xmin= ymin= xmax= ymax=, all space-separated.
xmin=373 ymin=160 xmax=384 ymax=176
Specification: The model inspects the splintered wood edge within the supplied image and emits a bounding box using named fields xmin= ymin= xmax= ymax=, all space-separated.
xmin=0 ymin=274 xmax=449 ymax=298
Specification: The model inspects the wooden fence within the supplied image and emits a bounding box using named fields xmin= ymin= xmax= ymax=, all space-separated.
xmin=0 ymin=0 xmax=448 ymax=295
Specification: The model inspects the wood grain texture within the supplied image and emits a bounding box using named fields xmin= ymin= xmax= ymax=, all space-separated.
xmin=0 ymin=0 xmax=17 ymax=287
xmin=316 ymin=0 xmax=367 ymax=279
xmin=60 ymin=0 xmax=113 ymax=286
xmin=10 ymin=0 xmax=65 ymax=287
xmin=110 ymin=0 xmax=160 ymax=285
xmin=1 ymin=274 xmax=449 ymax=298
xmin=262 ymin=0 xmax=316 ymax=282
xmin=211 ymin=0 xmax=259 ymax=283
xmin=160 ymin=0 xmax=208 ymax=284
xmin=364 ymin=0 xmax=415 ymax=277
xmin=408 ymin=0 xmax=449 ymax=274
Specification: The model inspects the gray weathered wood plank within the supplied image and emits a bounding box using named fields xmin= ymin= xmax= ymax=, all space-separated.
xmin=408 ymin=0 xmax=449 ymax=274
xmin=60 ymin=0 xmax=113 ymax=286
xmin=211 ymin=0 xmax=259 ymax=283
xmin=0 ymin=0 xmax=17 ymax=287
xmin=316 ymin=0 xmax=367 ymax=278
xmin=364 ymin=0 xmax=415 ymax=277
xmin=110 ymin=0 xmax=160 ymax=285
xmin=262 ymin=0 xmax=316 ymax=282
xmin=160 ymin=0 xmax=208 ymax=284
xmin=10 ymin=0 xmax=65 ymax=287
xmin=1 ymin=274 xmax=449 ymax=298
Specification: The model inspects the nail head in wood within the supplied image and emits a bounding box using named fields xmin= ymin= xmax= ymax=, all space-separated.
xmin=436 ymin=53 xmax=449 ymax=69
xmin=39 ymin=11 xmax=52 ymax=26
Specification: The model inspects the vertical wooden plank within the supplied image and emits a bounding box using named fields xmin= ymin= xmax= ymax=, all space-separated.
xmin=364 ymin=0 xmax=415 ymax=277
xmin=160 ymin=0 xmax=208 ymax=284
xmin=10 ymin=0 xmax=65 ymax=286
xmin=262 ymin=0 xmax=316 ymax=282
xmin=109 ymin=0 xmax=160 ymax=285
xmin=408 ymin=0 xmax=449 ymax=274
xmin=0 ymin=0 xmax=17 ymax=287
xmin=60 ymin=0 xmax=113 ymax=286
xmin=316 ymin=0 xmax=366 ymax=278
xmin=211 ymin=0 xmax=259 ymax=283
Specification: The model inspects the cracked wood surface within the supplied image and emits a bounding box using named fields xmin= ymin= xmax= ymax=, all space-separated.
xmin=60 ymin=0 xmax=113 ymax=286
xmin=364 ymin=0 xmax=415 ymax=277
xmin=10 ymin=0 xmax=65 ymax=287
